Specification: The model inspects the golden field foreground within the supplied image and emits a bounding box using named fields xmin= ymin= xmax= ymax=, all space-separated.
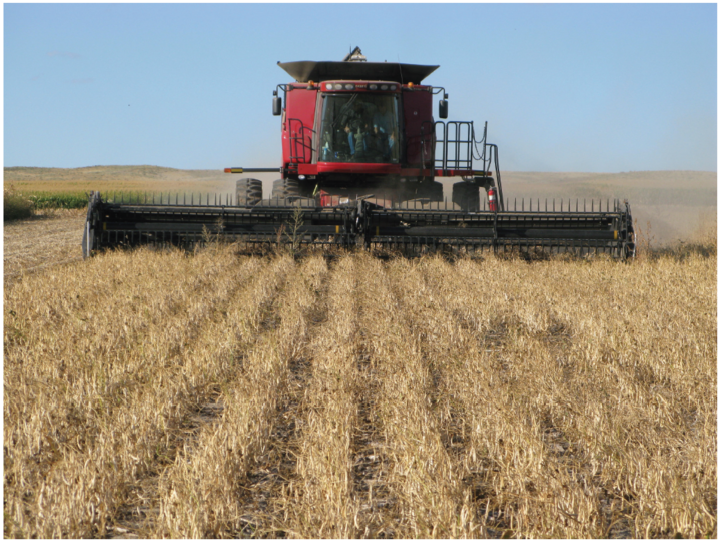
xmin=4 ymin=240 xmax=716 ymax=539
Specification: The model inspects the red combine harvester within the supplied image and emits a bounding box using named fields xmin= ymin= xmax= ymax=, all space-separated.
xmin=83 ymin=48 xmax=635 ymax=258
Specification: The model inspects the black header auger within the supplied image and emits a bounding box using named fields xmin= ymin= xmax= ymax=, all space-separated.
xmin=83 ymin=190 xmax=635 ymax=259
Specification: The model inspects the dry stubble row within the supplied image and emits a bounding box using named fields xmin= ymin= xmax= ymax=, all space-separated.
xmin=285 ymin=255 xmax=360 ymax=537
xmin=154 ymin=254 xmax=327 ymax=538
xmin=355 ymin=254 xmax=475 ymax=538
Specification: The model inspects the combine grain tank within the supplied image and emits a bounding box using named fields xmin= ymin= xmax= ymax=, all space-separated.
xmin=83 ymin=47 xmax=635 ymax=259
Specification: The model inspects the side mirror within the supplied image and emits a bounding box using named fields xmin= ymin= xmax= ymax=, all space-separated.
xmin=272 ymin=96 xmax=282 ymax=116
xmin=439 ymin=99 xmax=448 ymax=119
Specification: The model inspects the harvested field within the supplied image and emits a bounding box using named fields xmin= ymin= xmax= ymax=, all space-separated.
xmin=3 ymin=209 xmax=85 ymax=278
xmin=4 ymin=239 xmax=716 ymax=538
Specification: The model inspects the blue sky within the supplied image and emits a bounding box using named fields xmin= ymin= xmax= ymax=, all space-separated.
xmin=4 ymin=3 xmax=717 ymax=172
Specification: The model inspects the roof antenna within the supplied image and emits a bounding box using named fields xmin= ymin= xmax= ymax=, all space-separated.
xmin=397 ymin=54 xmax=404 ymax=84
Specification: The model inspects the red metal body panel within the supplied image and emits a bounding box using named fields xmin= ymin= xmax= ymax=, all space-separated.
xmin=296 ymin=163 xmax=318 ymax=175
xmin=402 ymin=88 xmax=434 ymax=168
xmin=282 ymin=84 xmax=318 ymax=169
xmin=316 ymin=162 xmax=402 ymax=175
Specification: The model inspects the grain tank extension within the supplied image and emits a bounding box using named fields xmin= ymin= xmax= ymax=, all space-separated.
xmin=83 ymin=47 xmax=635 ymax=258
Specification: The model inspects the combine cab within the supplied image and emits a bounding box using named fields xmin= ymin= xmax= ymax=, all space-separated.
xmin=83 ymin=47 xmax=635 ymax=259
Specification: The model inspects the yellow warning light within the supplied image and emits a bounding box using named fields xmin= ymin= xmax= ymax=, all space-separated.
xmin=308 ymin=80 xmax=315 ymax=87
xmin=408 ymin=82 xmax=414 ymax=88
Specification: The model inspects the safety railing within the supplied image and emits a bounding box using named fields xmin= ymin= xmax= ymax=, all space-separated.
xmin=420 ymin=120 xmax=494 ymax=173
xmin=434 ymin=121 xmax=474 ymax=171
xmin=287 ymin=119 xmax=315 ymax=164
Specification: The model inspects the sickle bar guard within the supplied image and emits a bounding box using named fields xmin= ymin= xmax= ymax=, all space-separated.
xmin=83 ymin=192 xmax=635 ymax=259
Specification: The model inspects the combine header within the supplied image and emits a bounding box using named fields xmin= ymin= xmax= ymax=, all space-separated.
xmin=83 ymin=47 xmax=635 ymax=259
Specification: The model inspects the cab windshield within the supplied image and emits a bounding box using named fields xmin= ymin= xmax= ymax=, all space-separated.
xmin=319 ymin=93 xmax=399 ymax=163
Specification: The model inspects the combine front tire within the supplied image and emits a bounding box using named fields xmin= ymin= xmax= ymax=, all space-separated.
xmin=271 ymin=178 xmax=299 ymax=197
xmin=452 ymin=181 xmax=480 ymax=211
xmin=236 ymin=178 xmax=262 ymax=207
xmin=269 ymin=179 xmax=300 ymax=205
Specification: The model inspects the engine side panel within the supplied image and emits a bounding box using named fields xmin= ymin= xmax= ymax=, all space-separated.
xmin=282 ymin=84 xmax=318 ymax=168
xmin=403 ymin=88 xmax=434 ymax=167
